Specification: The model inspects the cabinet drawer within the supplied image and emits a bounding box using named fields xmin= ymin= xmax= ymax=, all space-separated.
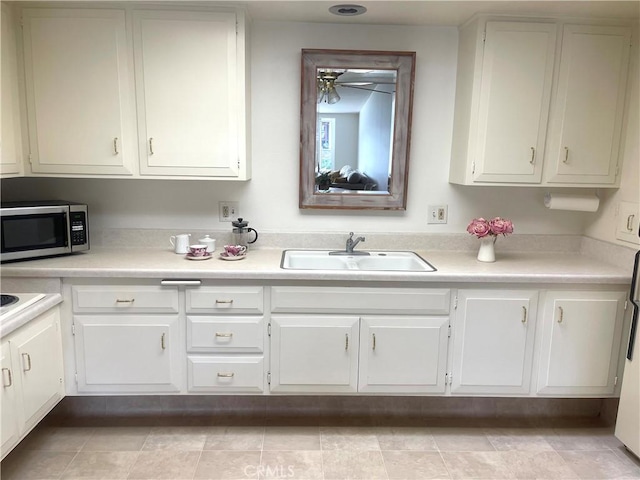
xmin=187 ymin=316 xmax=264 ymax=353
xmin=72 ymin=286 xmax=179 ymax=313
xmin=271 ymin=287 xmax=450 ymax=315
xmin=187 ymin=287 xmax=263 ymax=314
xmin=187 ymin=356 xmax=264 ymax=393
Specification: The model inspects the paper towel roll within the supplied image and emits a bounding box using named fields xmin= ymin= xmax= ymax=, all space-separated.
xmin=544 ymin=193 xmax=600 ymax=212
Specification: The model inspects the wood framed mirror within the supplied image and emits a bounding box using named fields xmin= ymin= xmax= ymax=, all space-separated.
xmin=299 ymin=49 xmax=416 ymax=210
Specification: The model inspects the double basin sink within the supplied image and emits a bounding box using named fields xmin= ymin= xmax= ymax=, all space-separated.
xmin=281 ymin=250 xmax=436 ymax=272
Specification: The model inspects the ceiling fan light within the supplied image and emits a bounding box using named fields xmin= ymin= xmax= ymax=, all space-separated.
xmin=327 ymin=88 xmax=341 ymax=104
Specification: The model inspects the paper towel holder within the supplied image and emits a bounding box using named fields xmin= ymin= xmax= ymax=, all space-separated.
xmin=543 ymin=190 xmax=600 ymax=212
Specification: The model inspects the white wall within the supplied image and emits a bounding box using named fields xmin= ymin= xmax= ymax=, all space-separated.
xmin=2 ymin=20 xmax=606 ymax=237
xmin=358 ymin=86 xmax=393 ymax=190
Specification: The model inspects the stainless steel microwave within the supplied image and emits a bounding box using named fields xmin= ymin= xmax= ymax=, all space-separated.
xmin=0 ymin=201 xmax=89 ymax=262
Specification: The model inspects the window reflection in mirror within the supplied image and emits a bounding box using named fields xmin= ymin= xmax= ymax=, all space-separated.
xmin=300 ymin=50 xmax=415 ymax=210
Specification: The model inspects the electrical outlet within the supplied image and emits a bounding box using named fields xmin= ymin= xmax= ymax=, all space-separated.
xmin=218 ymin=201 xmax=239 ymax=222
xmin=428 ymin=205 xmax=448 ymax=224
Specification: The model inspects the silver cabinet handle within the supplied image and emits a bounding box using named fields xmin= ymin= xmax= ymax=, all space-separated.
xmin=215 ymin=332 xmax=233 ymax=338
xmin=372 ymin=333 xmax=376 ymax=350
xmin=215 ymin=299 xmax=234 ymax=305
xmin=558 ymin=306 xmax=564 ymax=323
xmin=522 ymin=306 xmax=527 ymax=323
xmin=22 ymin=353 xmax=32 ymax=372
xmin=627 ymin=214 xmax=635 ymax=232
xmin=113 ymin=137 xmax=119 ymax=155
xmin=149 ymin=138 xmax=154 ymax=155
xmin=116 ymin=298 xmax=135 ymax=304
xmin=345 ymin=333 xmax=349 ymax=351
xmin=2 ymin=368 xmax=12 ymax=387
xmin=217 ymin=372 xmax=235 ymax=378
xmin=530 ymin=147 xmax=535 ymax=164
xmin=161 ymin=333 xmax=166 ymax=350
xmin=563 ymin=147 xmax=569 ymax=163
xmin=160 ymin=279 xmax=202 ymax=286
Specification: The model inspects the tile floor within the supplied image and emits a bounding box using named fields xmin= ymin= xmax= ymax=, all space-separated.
xmin=2 ymin=425 xmax=639 ymax=480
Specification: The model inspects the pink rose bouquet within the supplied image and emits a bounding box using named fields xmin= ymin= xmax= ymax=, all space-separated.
xmin=467 ymin=217 xmax=513 ymax=238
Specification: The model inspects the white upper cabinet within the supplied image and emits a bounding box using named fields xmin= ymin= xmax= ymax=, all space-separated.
xmin=133 ymin=10 xmax=248 ymax=179
xmin=545 ymin=25 xmax=631 ymax=185
xmin=1 ymin=4 xmax=24 ymax=178
xmin=21 ymin=8 xmax=136 ymax=176
xmin=450 ymin=16 xmax=632 ymax=187
xmin=473 ymin=22 xmax=556 ymax=183
xmin=17 ymin=6 xmax=249 ymax=180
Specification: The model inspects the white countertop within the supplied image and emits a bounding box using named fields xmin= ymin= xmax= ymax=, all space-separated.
xmin=0 ymin=247 xmax=631 ymax=285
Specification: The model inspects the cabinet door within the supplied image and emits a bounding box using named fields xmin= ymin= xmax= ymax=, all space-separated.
xmin=133 ymin=10 xmax=241 ymax=177
xmin=358 ymin=316 xmax=449 ymax=393
xmin=1 ymin=4 xmax=24 ymax=177
xmin=10 ymin=308 xmax=64 ymax=432
xmin=74 ymin=315 xmax=181 ymax=393
xmin=474 ymin=22 xmax=556 ymax=183
xmin=1 ymin=342 xmax=20 ymax=459
xmin=270 ymin=315 xmax=359 ymax=393
xmin=546 ymin=24 xmax=631 ymax=184
xmin=22 ymin=9 xmax=135 ymax=175
xmin=537 ymin=291 xmax=626 ymax=395
xmin=451 ymin=290 xmax=538 ymax=395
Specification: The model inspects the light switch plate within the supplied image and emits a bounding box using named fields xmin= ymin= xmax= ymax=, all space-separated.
xmin=616 ymin=201 xmax=640 ymax=245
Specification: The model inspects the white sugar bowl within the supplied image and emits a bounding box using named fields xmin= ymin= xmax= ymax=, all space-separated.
xmin=198 ymin=235 xmax=216 ymax=253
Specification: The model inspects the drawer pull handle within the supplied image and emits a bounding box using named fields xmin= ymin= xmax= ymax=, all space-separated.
xmin=530 ymin=147 xmax=535 ymax=164
xmin=215 ymin=332 xmax=233 ymax=338
xmin=627 ymin=214 xmax=635 ymax=232
xmin=2 ymin=368 xmax=12 ymax=387
xmin=521 ymin=306 xmax=527 ymax=323
xmin=372 ymin=333 xmax=376 ymax=350
xmin=558 ymin=306 xmax=564 ymax=323
xmin=345 ymin=333 xmax=349 ymax=351
xmin=215 ymin=299 xmax=234 ymax=305
xmin=217 ymin=372 xmax=234 ymax=378
xmin=563 ymin=146 xmax=569 ymax=164
xmin=113 ymin=137 xmax=119 ymax=155
xmin=22 ymin=353 xmax=32 ymax=372
xmin=116 ymin=299 xmax=135 ymax=304
xmin=161 ymin=333 xmax=166 ymax=350
xmin=149 ymin=137 xmax=154 ymax=155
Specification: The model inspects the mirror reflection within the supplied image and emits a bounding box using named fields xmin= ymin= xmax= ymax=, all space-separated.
xmin=299 ymin=49 xmax=416 ymax=210
xmin=316 ymin=69 xmax=397 ymax=194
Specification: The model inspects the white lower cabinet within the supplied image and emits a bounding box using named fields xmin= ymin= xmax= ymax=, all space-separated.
xmin=537 ymin=290 xmax=627 ymax=395
xmin=74 ymin=315 xmax=181 ymax=393
xmin=1 ymin=343 xmax=20 ymax=458
xmin=63 ymin=281 xmax=628 ymax=400
xmin=270 ymin=315 xmax=360 ymax=393
xmin=359 ymin=316 xmax=449 ymax=393
xmin=450 ymin=290 xmax=539 ymax=395
xmin=185 ymin=286 xmax=265 ymax=393
xmin=1 ymin=306 xmax=65 ymax=460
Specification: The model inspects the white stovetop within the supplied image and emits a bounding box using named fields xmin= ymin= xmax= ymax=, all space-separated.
xmin=0 ymin=293 xmax=46 ymax=322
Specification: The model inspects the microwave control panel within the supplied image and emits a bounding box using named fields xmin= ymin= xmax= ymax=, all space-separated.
xmin=70 ymin=211 xmax=87 ymax=246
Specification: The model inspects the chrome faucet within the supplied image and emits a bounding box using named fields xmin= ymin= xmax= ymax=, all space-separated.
xmin=329 ymin=232 xmax=370 ymax=256
xmin=346 ymin=232 xmax=365 ymax=253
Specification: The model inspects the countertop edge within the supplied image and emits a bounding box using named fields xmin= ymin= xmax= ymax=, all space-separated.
xmin=0 ymin=294 xmax=63 ymax=338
